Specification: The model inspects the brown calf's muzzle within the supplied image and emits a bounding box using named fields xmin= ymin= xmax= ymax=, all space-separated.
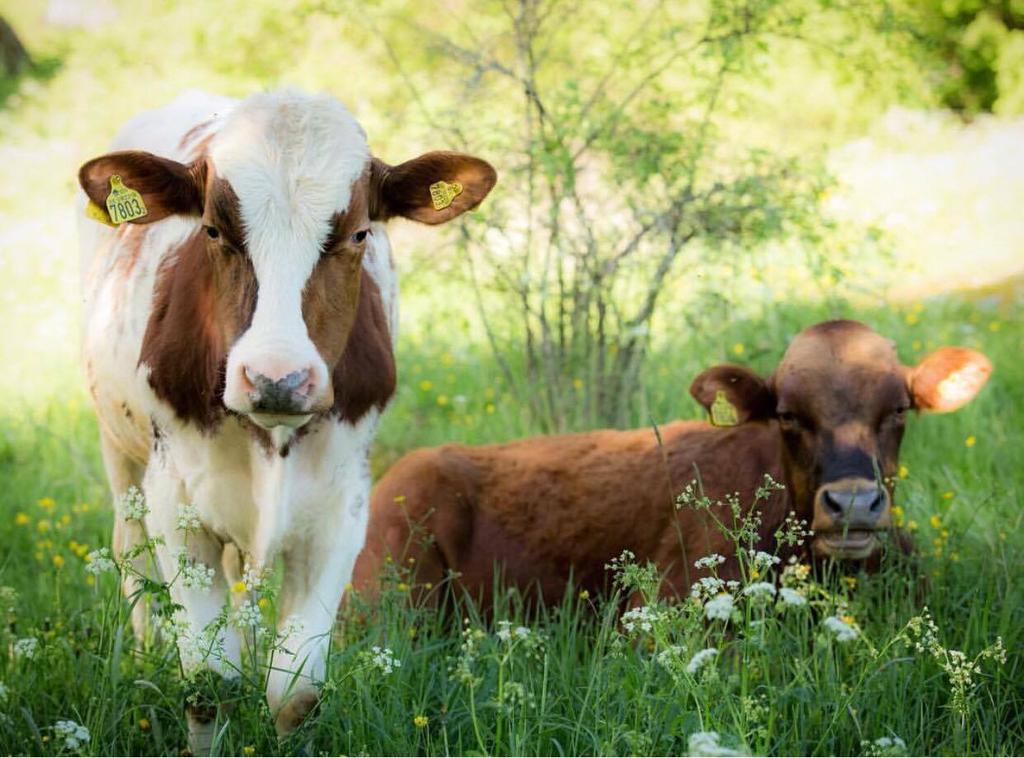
xmin=811 ymin=476 xmax=891 ymax=559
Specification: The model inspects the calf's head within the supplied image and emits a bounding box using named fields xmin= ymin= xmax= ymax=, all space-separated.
xmin=691 ymin=320 xmax=991 ymax=560
xmin=79 ymin=91 xmax=496 ymax=432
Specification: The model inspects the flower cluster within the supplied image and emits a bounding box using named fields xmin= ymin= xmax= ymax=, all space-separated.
xmin=232 ymin=600 xmax=263 ymax=633
xmin=861 ymin=735 xmax=908 ymax=756
xmin=495 ymin=620 xmax=531 ymax=642
xmin=694 ymin=553 xmax=726 ymax=570
xmin=84 ymin=548 xmax=116 ymax=576
xmin=687 ymin=730 xmax=742 ymax=756
xmin=14 ymin=637 xmax=38 ymax=660
xmin=365 ymin=645 xmax=402 ymax=675
xmin=53 ymin=720 xmax=91 ymax=751
xmin=118 ymin=485 xmax=148 ymax=521
xmin=180 ymin=560 xmax=215 ymax=591
xmin=686 ymin=647 xmax=719 ymax=675
xmin=704 ymin=594 xmax=735 ymax=621
xmin=621 ymin=605 xmax=661 ymax=634
xmin=823 ymin=615 xmax=859 ymax=643
xmin=175 ymin=503 xmax=201 ymax=533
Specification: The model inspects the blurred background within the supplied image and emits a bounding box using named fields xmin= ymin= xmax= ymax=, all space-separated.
xmin=0 ymin=0 xmax=1021 ymax=455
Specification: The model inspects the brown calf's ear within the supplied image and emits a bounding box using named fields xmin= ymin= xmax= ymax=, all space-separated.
xmin=689 ymin=364 xmax=776 ymax=425
xmin=909 ymin=347 xmax=992 ymax=413
xmin=79 ymin=150 xmax=205 ymax=224
xmin=371 ymin=151 xmax=497 ymax=225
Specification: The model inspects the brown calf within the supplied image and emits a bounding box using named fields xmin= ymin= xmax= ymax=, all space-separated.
xmin=352 ymin=320 xmax=991 ymax=608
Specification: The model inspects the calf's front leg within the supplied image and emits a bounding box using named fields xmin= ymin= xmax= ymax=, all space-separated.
xmin=269 ymin=519 xmax=366 ymax=736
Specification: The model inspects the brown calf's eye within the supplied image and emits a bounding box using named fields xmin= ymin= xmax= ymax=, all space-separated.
xmin=204 ymin=225 xmax=220 ymax=240
xmin=351 ymin=229 xmax=369 ymax=244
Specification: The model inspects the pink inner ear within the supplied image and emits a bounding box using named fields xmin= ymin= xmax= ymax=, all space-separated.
xmin=934 ymin=362 xmax=989 ymax=409
xmin=914 ymin=349 xmax=992 ymax=413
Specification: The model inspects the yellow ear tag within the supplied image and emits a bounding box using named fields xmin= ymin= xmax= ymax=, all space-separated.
xmin=710 ymin=390 xmax=739 ymax=427
xmin=85 ymin=199 xmax=116 ymax=227
xmin=105 ymin=175 xmax=148 ymax=224
xmin=429 ymin=179 xmax=463 ymax=211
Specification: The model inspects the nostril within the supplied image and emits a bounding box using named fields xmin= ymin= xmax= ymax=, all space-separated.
xmin=868 ymin=488 xmax=885 ymax=512
xmin=822 ymin=489 xmax=845 ymax=515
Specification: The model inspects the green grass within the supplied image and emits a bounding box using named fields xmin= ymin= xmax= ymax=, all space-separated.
xmin=0 ymin=294 xmax=1021 ymax=756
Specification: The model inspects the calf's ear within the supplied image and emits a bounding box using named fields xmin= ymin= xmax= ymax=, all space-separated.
xmin=79 ymin=150 xmax=206 ymax=224
xmin=909 ymin=347 xmax=992 ymax=413
xmin=689 ymin=364 xmax=776 ymax=425
xmin=370 ymin=151 xmax=497 ymax=225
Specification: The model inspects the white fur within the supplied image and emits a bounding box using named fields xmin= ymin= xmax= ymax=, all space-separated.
xmin=212 ymin=90 xmax=371 ymax=414
xmin=78 ymin=89 xmax=398 ymax=737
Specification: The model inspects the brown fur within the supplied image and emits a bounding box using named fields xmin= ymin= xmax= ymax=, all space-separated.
xmin=351 ymin=321 xmax=991 ymax=609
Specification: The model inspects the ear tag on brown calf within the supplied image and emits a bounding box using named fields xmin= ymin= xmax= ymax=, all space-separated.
xmin=85 ymin=199 xmax=116 ymax=226
xmin=710 ymin=390 xmax=739 ymax=427
xmin=105 ymin=175 xmax=148 ymax=224
xmin=429 ymin=180 xmax=463 ymax=211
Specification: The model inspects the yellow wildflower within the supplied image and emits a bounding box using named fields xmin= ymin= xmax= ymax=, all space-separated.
xmin=37 ymin=497 xmax=56 ymax=510
xmin=419 ymin=379 xmax=433 ymax=391
xmin=138 ymin=718 xmax=151 ymax=732
xmin=15 ymin=512 xmax=30 ymax=526
xmin=907 ymin=520 xmax=919 ymax=531
xmin=942 ymin=491 xmax=954 ymax=500
xmin=732 ymin=342 xmax=745 ymax=356
xmin=891 ymin=505 xmax=905 ymax=527
xmin=965 ymin=435 xmax=976 ymax=448
xmin=60 ymin=514 xmax=71 ymax=526
xmin=257 ymin=597 xmax=269 ymax=610
xmin=579 ymin=589 xmax=590 ymax=600
xmin=397 ymin=582 xmax=409 ymax=592
xmin=905 ymin=313 xmax=918 ymax=325
xmin=436 ymin=394 xmax=449 ymax=407
xmin=988 ymin=321 xmax=1001 ymax=332
xmin=898 ymin=465 xmax=909 ymax=479
xmin=243 ymin=747 xmax=255 ymax=756
xmin=232 ymin=581 xmax=246 ymax=593
xmin=930 ymin=515 xmax=942 ymax=529
xmin=414 ymin=715 xmax=429 ymax=728
xmin=424 ymin=582 xmax=433 ymax=590
xmin=573 ymin=378 xmax=584 ymax=390
xmin=52 ymin=554 xmax=65 ymax=569
xmin=37 ymin=519 xmax=51 ymax=533
xmin=842 ymin=576 xmax=857 ymax=591
xmin=841 ymin=614 xmax=856 ymax=625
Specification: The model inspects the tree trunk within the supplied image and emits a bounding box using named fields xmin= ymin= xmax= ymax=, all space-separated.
xmin=0 ymin=17 xmax=30 ymax=76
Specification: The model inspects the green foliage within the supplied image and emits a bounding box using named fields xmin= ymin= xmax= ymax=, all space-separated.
xmin=914 ymin=0 xmax=1024 ymax=115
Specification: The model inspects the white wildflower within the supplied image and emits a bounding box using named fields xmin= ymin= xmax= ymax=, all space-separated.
xmin=688 ymin=730 xmax=740 ymax=756
xmin=779 ymin=587 xmax=807 ymax=607
xmin=367 ymin=645 xmax=401 ymax=675
xmin=232 ymin=600 xmax=263 ymax=632
xmin=686 ymin=647 xmax=719 ymax=675
xmin=862 ymin=735 xmax=908 ymax=756
xmin=180 ymin=560 xmax=215 ymax=591
xmin=241 ymin=563 xmax=264 ymax=593
xmin=14 ymin=637 xmax=38 ymax=660
xmin=175 ymin=503 xmax=201 ymax=532
xmin=496 ymin=620 xmax=532 ymax=642
xmin=742 ymin=581 xmax=777 ymax=598
xmin=690 ymin=576 xmax=726 ymax=599
xmin=180 ymin=624 xmax=227 ymax=669
xmin=694 ymin=554 xmax=726 ymax=570
xmin=84 ymin=548 xmax=116 ymax=575
xmin=655 ymin=644 xmax=687 ymax=669
xmin=621 ymin=605 xmax=659 ymax=634
xmin=277 ymin=614 xmax=306 ymax=641
xmin=118 ymin=485 xmax=148 ymax=521
xmin=824 ymin=615 xmax=859 ymax=642
xmin=53 ymin=720 xmax=91 ymax=751
xmin=748 ymin=550 xmax=781 ymax=570
xmin=704 ymin=593 xmax=735 ymax=621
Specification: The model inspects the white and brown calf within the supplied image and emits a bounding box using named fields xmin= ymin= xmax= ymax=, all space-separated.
xmin=77 ymin=88 xmax=495 ymax=746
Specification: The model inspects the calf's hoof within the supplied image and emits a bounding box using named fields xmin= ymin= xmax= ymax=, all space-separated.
xmin=274 ymin=686 xmax=320 ymax=737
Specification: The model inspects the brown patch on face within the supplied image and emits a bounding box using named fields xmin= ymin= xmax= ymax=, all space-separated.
xmin=139 ymin=169 xmax=258 ymax=429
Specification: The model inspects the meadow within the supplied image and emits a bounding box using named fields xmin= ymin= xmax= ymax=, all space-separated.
xmin=1 ymin=1 xmax=1023 ymax=755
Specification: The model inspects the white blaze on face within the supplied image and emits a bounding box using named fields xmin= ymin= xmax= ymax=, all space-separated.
xmin=213 ymin=89 xmax=370 ymax=426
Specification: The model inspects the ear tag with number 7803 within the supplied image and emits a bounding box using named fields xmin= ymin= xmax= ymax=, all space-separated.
xmin=105 ymin=175 xmax=148 ymax=224
xmin=710 ymin=390 xmax=739 ymax=427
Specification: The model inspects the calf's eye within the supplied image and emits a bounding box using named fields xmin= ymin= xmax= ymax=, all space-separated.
xmin=778 ymin=412 xmax=801 ymax=431
xmin=204 ymin=225 xmax=220 ymax=240
xmin=351 ymin=229 xmax=370 ymax=244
